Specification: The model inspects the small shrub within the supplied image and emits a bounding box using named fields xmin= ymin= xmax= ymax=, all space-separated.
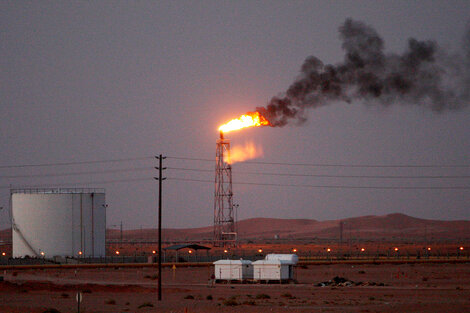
xmin=144 ymin=274 xmax=158 ymax=280
xmin=256 ymin=293 xmax=270 ymax=299
xmin=206 ymin=295 xmax=213 ymax=300
xmin=125 ymin=302 xmax=130 ymax=305
xmin=184 ymin=295 xmax=194 ymax=300
xmin=281 ymin=292 xmax=293 ymax=298
xmin=242 ymin=300 xmax=256 ymax=305
xmin=223 ymin=299 xmax=238 ymax=306
xmin=42 ymin=309 xmax=61 ymax=313
xmin=82 ymin=289 xmax=92 ymax=294
xmin=105 ymin=299 xmax=116 ymax=305
xmin=278 ymin=301 xmax=285 ymax=306
xmin=60 ymin=293 xmax=69 ymax=298
xmin=369 ymin=296 xmax=375 ymax=301
xmin=137 ymin=302 xmax=154 ymax=309
xmin=422 ymin=277 xmax=428 ymax=282
xmin=358 ymin=270 xmax=366 ymax=274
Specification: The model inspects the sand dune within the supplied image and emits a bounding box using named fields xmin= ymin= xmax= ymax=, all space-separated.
xmin=105 ymin=213 xmax=470 ymax=242
xmin=1 ymin=213 xmax=467 ymax=243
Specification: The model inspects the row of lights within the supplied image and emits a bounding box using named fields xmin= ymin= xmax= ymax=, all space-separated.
xmin=0 ymin=246 xmax=466 ymax=257
xmin=114 ymin=250 xmax=160 ymax=255
xmin=246 ymin=246 xmax=467 ymax=253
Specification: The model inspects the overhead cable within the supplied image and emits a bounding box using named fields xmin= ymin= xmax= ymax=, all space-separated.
xmin=167 ymin=156 xmax=470 ymax=168
xmin=167 ymin=166 xmax=470 ymax=179
xmin=2 ymin=175 xmax=468 ymax=190
xmin=0 ymin=156 xmax=154 ymax=169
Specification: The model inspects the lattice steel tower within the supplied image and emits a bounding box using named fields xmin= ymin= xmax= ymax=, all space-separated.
xmin=214 ymin=131 xmax=237 ymax=246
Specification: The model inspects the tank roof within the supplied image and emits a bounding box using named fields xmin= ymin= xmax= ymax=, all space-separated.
xmin=11 ymin=188 xmax=105 ymax=194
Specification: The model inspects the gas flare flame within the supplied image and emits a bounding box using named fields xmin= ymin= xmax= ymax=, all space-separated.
xmin=218 ymin=111 xmax=271 ymax=133
xmin=225 ymin=142 xmax=263 ymax=164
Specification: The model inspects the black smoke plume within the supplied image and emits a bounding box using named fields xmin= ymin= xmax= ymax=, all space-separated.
xmin=257 ymin=19 xmax=470 ymax=127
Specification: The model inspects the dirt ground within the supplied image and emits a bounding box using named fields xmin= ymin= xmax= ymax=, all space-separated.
xmin=0 ymin=262 xmax=469 ymax=313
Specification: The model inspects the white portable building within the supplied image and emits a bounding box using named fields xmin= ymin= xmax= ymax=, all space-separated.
xmin=253 ymin=254 xmax=298 ymax=281
xmin=213 ymin=259 xmax=253 ymax=280
xmin=252 ymin=260 xmax=292 ymax=280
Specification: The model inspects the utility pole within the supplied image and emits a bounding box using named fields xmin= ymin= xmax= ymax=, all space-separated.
xmin=339 ymin=221 xmax=343 ymax=244
xmin=154 ymin=155 xmax=166 ymax=301
xmin=120 ymin=221 xmax=123 ymax=249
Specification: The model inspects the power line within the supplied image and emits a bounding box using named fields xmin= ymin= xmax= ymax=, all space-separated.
xmin=167 ymin=156 xmax=212 ymax=162
xmin=166 ymin=177 xmax=470 ymax=190
xmin=0 ymin=156 xmax=154 ymax=169
xmin=240 ymin=173 xmax=470 ymax=179
xmin=240 ymin=160 xmax=470 ymax=168
xmin=0 ymin=167 xmax=152 ymax=179
xmin=0 ymin=177 xmax=154 ymax=189
xmin=2 ymin=163 xmax=467 ymax=180
xmin=1 ymin=164 xmax=468 ymax=189
xmin=1 ymin=174 xmax=468 ymax=190
xmin=1 ymin=154 xmax=469 ymax=170
xmin=167 ymin=167 xmax=213 ymax=173
xmin=167 ymin=166 xmax=470 ymax=179
xmin=167 ymin=155 xmax=470 ymax=168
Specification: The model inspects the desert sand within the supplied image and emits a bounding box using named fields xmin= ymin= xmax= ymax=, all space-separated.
xmin=1 ymin=261 xmax=469 ymax=312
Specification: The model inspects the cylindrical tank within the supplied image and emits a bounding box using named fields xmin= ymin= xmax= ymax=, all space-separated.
xmin=11 ymin=188 xmax=106 ymax=258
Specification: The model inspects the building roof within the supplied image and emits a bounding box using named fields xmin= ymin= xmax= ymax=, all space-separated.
xmin=213 ymin=259 xmax=252 ymax=265
xmin=265 ymin=254 xmax=298 ymax=263
xmin=164 ymin=244 xmax=211 ymax=251
xmin=253 ymin=259 xmax=295 ymax=265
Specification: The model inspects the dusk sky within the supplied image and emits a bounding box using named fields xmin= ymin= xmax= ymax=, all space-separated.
xmin=1 ymin=1 xmax=469 ymax=230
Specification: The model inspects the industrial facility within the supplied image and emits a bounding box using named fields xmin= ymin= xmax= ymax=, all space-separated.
xmin=11 ymin=188 xmax=106 ymax=258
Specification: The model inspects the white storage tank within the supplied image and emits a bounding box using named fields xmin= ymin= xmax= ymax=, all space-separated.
xmin=213 ymin=259 xmax=253 ymax=280
xmin=11 ymin=188 xmax=106 ymax=258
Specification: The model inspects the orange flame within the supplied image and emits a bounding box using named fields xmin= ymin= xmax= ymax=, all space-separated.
xmin=224 ymin=142 xmax=263 ymax=164
xmin=218 ymin=112 xmax=270 ymax=133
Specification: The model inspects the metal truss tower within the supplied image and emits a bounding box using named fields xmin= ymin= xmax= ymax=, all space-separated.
xmin=214 ymin=131 xmax=237 ymax=246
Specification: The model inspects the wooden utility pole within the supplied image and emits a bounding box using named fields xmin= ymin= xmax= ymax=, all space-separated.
xmin=155 ymin=155 xmax=166 ymax=301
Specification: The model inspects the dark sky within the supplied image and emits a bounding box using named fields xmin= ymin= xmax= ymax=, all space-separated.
xmin=1 ymin=1 xmax=469 ymax=230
